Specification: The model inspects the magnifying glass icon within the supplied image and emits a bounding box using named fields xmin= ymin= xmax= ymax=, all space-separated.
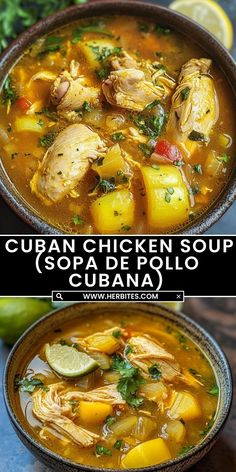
xmin=56 ymin=292 xmax=63 ymax=301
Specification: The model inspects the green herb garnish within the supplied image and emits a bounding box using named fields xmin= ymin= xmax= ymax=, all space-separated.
xmin=188 ymin=130 xmax=208 ymax=142
xmin=145 ymin=99 xmax=160 ymax=111
xmin=35 ymin=107 xmax=59 ymax=122
xmin=0 ymin=1 xmax=88 ymax=54
xmin=106 ymin=415 xmax=116 ymax=427
xmin=38 ymin=35 xmax=64 ymax=56
xmin=208 ymin=385 xmax=219 ymax=396
xmin=112 ymin=329 xmax=122 ymax=338
xmin=96 ymin=177 xmax=116 ymax=193
xmin=96 ymin=68 xmax=109 ymax=80
xmin=111 ymin=354 xmax=145 ymax=407
xmin=200 ymin=415 xmax=215 ymax=437
xmin=181 ymin=87 xmax=190 ymax=101
xmin=178 ymin=445 xmax=194 ymax=456
xmin=112 ymin=132 xmax=126 ymax=141
xmin=217 ymin=153 xmax=230 ymax=163
xmin=2 ymin=76 xmax=18 ymax=107
xmin=155 ymin=25 xmax=171 ymax=35
xmin=193 ymin=163 xmax=203 ymax=175
xmin=72 ymin=21 xmax=113 ymax=44
xmin=39 ymin=131 xmax=56 ymax=148
xmin=139 ymin=143 xmax=153 ymax=157
xmin=72 ymin=215 xmax=84 ymax=225
xmin=95 ymin=445 xmax=112 ymax=457
xmin=114 ymin=439 xmax=124 ymax=450
xmin=14 ymin=375 xmax=44 ymax=393
xmin=148 ymin=363 xmax=161 ymax=380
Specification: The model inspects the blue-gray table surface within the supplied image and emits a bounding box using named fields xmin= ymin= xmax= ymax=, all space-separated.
xmin=0 ymin=0 xmax=236 ymax=234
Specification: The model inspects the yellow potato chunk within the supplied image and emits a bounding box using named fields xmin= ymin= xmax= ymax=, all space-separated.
xmin=166 ymin=420 xmax=186 ymax=443
xmin=92 ymin=144 xmax=126 ymax=178
xmin=168 ymin=391 xmax=201 ymax=421
xmin=79 ymin=401 xmax=113 ymax=425
xmin=15 ymin=116 xmax=44 ymax=133
xmin=141 ymin=165 xmax=190 ymax=230
xmin=87 ymin=334 xmax=120 ymax=354
xmin=91 ymin=189 xmax=134 ymax=234
xmin=121 ymin=438 xmax=171 ymax=468
xmin=79 ymin=39 xmax=116 ymax=68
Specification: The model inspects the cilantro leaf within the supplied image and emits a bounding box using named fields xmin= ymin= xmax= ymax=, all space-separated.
xmin=14 ymin=375 xmax=45 ymax=393
xmin=112 ymin=355 xmax=145 ymax=407
xmin=95 ymin=445 xmax=112 ymax=456
xmin=148 ymin=363 xmax=161 ymax=380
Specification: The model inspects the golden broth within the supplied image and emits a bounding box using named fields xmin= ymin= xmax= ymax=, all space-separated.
xmin=0 ymin=16 xmax=235 ymax=234
xmin=15 ymin=312 xmax=219 ymax=468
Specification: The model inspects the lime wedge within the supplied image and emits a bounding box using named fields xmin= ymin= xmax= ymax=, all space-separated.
xmin=45 ymin=343 xmax=99 ymax=378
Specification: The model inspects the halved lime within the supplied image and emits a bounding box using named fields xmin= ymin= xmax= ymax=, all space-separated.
xmin=45 ymin=343 xmax=99 ymax=378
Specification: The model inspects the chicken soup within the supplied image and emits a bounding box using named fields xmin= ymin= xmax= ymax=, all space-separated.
xmin=15 ymin=311 xmax=219 ymax=468
xmin=0 ymin=16 xmax=235 ymax=233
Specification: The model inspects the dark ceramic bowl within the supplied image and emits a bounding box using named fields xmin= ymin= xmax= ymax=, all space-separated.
xmin=4 ymin=302 xmax=232 ymax=472
xmin=0 ymin=1 xmax=236 ymax=234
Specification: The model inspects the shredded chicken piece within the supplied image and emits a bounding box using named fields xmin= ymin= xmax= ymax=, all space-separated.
xmin=167 ymin=58 xmax=219 ymax=157
xmin=147 ymin=62 xmax=176 ymax=98
xmin=30 ymin=71 xmax=57 ymax=83
xmin=127 ymin=336 xmax=181 ymax=381
xmin=32 ymin=383 xmax=99 ymax=447
xmin=111 ymin=51 xmax=139 ymax=70
xmin=50 ymin=61 xmax=100 ymax=112
xmin=30 ymin=124 xmax=107 ymax=205
xmin=63 ymin=384 xmax=126 ymax=406
xmin=102 ymin=68 xmax=164 ymax=112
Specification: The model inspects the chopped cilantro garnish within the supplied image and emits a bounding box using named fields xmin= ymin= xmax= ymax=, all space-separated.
xmin=112 ymin=354 xmax=145 ymax=407
xmin=148 ymin=363 xmax=161 ymax=380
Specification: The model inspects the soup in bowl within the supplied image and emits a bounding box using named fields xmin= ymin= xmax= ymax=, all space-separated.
xmin=0 ymin=2 xmax=236 ymax=234
xmin=4 ymin=303 xmax=232 ymax=471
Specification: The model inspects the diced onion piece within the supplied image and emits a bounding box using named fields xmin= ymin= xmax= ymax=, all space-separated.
xmin=0 ymin=128 xmax=9 ymax=145
xmin=111 ymin=416 xmax=138 ymax=437
xmin=133 ymin=416 xmax=157 ymax=441
xmin=106 ymin=114 xmax=125 ymax=130
xmin=121 ymin=438 xmax=171 ymax=468
xmin=205 ymin=151 xmax=223 ymax=177
xmin=140 ymin=382 xmax=168 ymax=402
xmin=218 ymin=133 xmax=232 ymax=149
xmin=166 ymin=420 xmax=186 ymax=443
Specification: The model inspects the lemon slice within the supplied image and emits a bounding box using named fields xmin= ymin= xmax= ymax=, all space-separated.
xmin=45 ymin=343 xmax=99 ymax=378
xmin=169 ymin=0 xmax=233 ymax=49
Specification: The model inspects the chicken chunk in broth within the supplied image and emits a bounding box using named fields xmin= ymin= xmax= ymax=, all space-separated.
xmin=0 ymin=16 xmax=235 ymax=233
xmin=15 ymin=312 xmax=219 ymax=469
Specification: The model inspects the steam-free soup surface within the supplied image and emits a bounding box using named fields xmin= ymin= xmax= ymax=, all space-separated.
xmin=15 ymin=312 xmax=219 ymax=468
xmin=0 ymin=16 xmax=235 ymax=234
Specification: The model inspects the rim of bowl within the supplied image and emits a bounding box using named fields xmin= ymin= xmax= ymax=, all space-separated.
xmin=3 ymin=302 xmax=233 ymax=472
xmin=0 ymin=1 xmax=236 ymax=234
